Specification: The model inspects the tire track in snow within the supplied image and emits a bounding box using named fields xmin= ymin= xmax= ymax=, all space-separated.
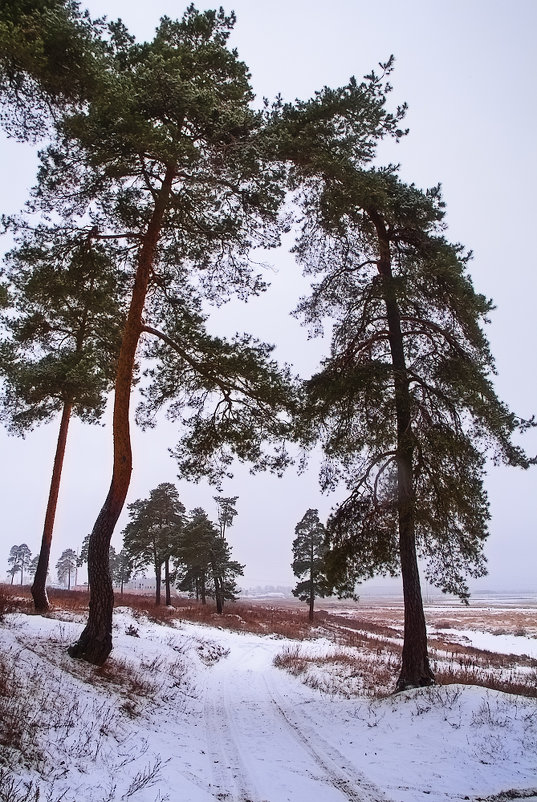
xmin=264 ymin=671 xmax=392 ymax=802
xmin=203 ymin=639 xmax=392 ymax=802
xmin=203 ymin=642 xmax=340 ymax=801
xmin=203 ymin=662 xmax=264 ymax=802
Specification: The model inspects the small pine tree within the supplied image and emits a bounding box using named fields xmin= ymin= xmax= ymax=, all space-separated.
xmin=7 ymin=544 xmax=32 ymax=585
xmin=214 ymin=496 xmax=239 ymax=540
xmin=176 ymin=507 xmax=243 ymax=613
xmin=28 ymin=555 xmax=40 ymax=580
xmin=291 ymin=510 xmax=330 ymax=621
xmin=109 ymin=547 xmax=134 ymax=595
xmin=56 ymin=548 xmax=77 ymax=589
xmin=122 ymin=483 xmax=185 ymax=606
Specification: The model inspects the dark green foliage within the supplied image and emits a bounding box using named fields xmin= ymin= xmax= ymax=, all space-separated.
xmin=175 ymin=506 xmax=243 ymax=612
xmin=141 ymin=311 xmax=296 ymax=486
xmin=266 ymin=57 xmax=407 ymax=183
xmin=12 ymin=5 xmax=295 ymax=487
xmin=294 ymin=168 xmax=535 ymax=602
xmin=77 ymin=533 xmax=90 ymax=568
xmin=122 ymin=483 xmax=185 ymax=605
xmin=0 ymin=229 xmax=123 ymax=433
xmin=0 ymin=0 xmax=106 ymax=139
xmin=175 ymin=507 xmax=217 ymax=603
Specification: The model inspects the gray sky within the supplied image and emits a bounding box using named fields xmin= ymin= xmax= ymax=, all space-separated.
xmin=1 ymin=0 xmax=536 ymax=593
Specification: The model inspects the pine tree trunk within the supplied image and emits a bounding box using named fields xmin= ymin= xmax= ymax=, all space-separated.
xmin=155 ymin=565 xmax=161 ymax=606
xmin=68 ymin=165 xmax=175 ymax=666
xmin=213 ymin=570 xmax=223 ymax=614
xmin=397 ymin=511 xmax=434 ymax=690
xmin=309 ymin=537 xmax=314 ymax=621
xmin=369 ymin=209 xmax=435 ymax=691
xmin=164 ymin=558 xmax=171 ymax=606
xmin=32 ymin=400 xmax=72 ymax=612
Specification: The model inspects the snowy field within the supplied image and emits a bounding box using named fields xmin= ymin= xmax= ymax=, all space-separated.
xmin=1 ymin=598 xmax=536 ymax=802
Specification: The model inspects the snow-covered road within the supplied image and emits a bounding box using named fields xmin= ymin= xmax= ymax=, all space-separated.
xmin=201 ymin=637 xmax=389 ymax=802
xmin=2 ymin=609 xmax=537 ymax=802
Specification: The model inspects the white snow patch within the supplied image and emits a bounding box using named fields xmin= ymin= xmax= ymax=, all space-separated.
xmin=0 ymin=608 xmax=536 ymax=802
xmin=434 ymin=627 xmax=537 ymax=659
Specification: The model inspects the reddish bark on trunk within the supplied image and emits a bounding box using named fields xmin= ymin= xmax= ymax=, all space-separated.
xmin=31 ymin=400 xmax=73 ymax=612
xmin=68 ymin=165 xmax=175 ymax=665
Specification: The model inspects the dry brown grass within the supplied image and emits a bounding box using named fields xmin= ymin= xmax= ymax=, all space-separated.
xmin=118 ymin=593 xmax=316 ymax=640
xmin=434 ymin=665 xmax=537 ymax=698
xmin=427 ymin=607 xmax=537 ymax=637
xmin=0 ymin=584 xmax=34 ymax=615
xmin=4 ymin=584 xmax=536 ymax=700
xmin=272 ymin=603 xmax=537 ymax=699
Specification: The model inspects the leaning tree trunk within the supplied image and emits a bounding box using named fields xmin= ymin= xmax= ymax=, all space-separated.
xmin=32 ymin=399 xmax=73 ymax=612
xmin=68 ymin=165 xmax=175 ymax=665
xmin=369 ymin=208 xmax=435 ymax=691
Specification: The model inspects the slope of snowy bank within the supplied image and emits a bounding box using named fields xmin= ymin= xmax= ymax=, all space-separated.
xmin=1 ymin=608 xmax=536 ymax=802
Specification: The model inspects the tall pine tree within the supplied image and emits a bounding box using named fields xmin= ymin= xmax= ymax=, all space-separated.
xmin=4 ymin=7 xmax=294 ymax=663
xmin=294 ymin=167 xmax=535 ymax=689
xmin=0 ymin=231 xmax=123 ymax=611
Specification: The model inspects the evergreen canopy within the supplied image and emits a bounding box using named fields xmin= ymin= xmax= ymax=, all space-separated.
xmin=295 ymin=168 xmax=534 ymax=601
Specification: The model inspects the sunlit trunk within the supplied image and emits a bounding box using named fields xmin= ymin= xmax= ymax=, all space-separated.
xmin=68 ymin=165 xmax=175 ymax=665
xmin=32 ymin=400 xmax=72 ymax=612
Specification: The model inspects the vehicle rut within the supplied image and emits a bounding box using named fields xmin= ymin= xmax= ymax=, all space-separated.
xmin=264 ymin=670 xmax=392 ymax=802
xmin=202 ymin=641 xmax=392 ymax=802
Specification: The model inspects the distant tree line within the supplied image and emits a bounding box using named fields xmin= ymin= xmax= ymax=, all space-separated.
xmin=6 ymin=485 xmax=242 ymax=613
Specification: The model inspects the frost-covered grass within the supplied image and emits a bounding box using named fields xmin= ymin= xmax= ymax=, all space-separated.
xmin=0 ymin=586 xmax=536 ymax=801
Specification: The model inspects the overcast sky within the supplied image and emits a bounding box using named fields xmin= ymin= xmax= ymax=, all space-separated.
xmin=1 ymin=0 xmax=536 ymax=595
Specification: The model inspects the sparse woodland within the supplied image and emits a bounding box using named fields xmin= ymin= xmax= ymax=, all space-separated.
xmin=0 ymin=0 xmax=535 ymax=711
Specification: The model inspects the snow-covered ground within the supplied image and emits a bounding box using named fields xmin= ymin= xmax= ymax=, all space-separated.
xmin=1 ymin=607 xmax=536 ymax=802
xmin=433 ymin=627 xmax=537 ymax=659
